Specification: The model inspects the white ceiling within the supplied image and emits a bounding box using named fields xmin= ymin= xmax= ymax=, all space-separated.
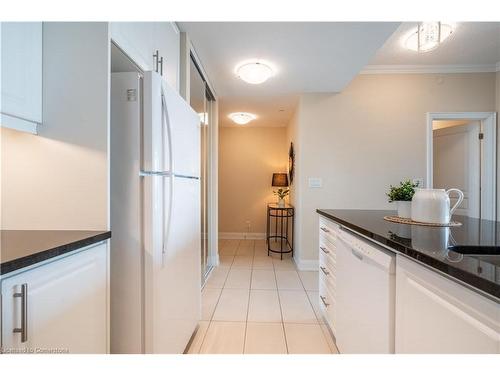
xmin=367 ymin=22 xmax=500 ymax=68
xmin=178 ymin=22 xmax=399 ymax=127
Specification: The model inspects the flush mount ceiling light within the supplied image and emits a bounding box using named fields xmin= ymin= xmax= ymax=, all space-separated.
xmin=235 ymin=60 xmax=275 ymax=84
xmin=404 ymin=22 xmax=454 ymax=52
xmin=228 ymin=112 xmax=257 ymax=125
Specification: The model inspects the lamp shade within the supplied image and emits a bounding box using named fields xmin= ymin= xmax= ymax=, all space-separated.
xmin=272 ymin=173 xmax=289 ymax=187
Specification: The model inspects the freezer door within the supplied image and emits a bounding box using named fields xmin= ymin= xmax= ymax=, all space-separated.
xmin=143 ymin=175 xmax=201 ymax=353
xmin=143 ymin=70 xmax=199 ymax=178
xmin=162 ymin=78 xmax=201 ymax=178
xmin=143 ymin=71 xmax=166 ymax=173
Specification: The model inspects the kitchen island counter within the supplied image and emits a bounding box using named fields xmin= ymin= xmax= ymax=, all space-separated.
xmin=317 ymin=209 xmax=500 ymax=301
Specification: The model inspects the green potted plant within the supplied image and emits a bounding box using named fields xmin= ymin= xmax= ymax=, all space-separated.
xmin=273 ymin=187 xmax=289 ymax=207
xmin=387 ymin=179 xmax=419 ymax=218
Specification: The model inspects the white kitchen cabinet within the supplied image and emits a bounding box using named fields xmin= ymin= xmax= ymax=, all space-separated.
xmin=110 ymin=22 xmax=180 ymax=91
xmin=1 ymin=242 xmax=108 ymax=354
xmin=395 ymin=255 xmax=500 ymax=353
xmin=1 ymin=22 xmax=42 ymax=134
xmin=318 ymin=217 xmax=340 ymax=335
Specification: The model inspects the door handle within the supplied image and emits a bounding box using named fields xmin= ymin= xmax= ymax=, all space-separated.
xmin=320 ymin=227 xmax=330 ymax=233
xmin=320 ymin=266 xmax=330 ymax=276
xmin=13 ymin=283 xmax=28 ymax=343
xmin=320 ymin=295 xmax=330 ymax=307
xmin=320 ymin=246 xmax=330 ymax=254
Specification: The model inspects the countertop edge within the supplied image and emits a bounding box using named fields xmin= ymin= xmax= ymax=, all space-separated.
xmin=317 ymin=209 xmax=500 ymax=301
xmin=1 ymin=231 xmax=112 ymax=276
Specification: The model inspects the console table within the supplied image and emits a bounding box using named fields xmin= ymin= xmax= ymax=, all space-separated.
xmin=266 ymin=203 xmax=294 ymax=260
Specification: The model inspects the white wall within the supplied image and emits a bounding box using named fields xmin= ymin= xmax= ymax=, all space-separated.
xmin=289 ymin=73 xmax=497 ymax=268
xmin=1 ymin=22 xmax=110 ymax=230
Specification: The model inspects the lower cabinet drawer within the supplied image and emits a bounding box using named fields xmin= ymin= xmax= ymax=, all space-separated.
xmin=319 ymin=280 xmax=336 ymax=333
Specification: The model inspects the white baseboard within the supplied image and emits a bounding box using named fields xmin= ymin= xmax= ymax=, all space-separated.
xmin=219 ymin=232 xmax=266 ymax=240
xmin=293 ymin=258 xmax=319 ymax=271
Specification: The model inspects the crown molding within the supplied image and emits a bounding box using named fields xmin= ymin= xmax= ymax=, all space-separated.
xmin=360 ymin=64 xmax=500 ymax=75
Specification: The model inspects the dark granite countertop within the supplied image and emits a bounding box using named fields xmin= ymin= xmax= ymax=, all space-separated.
xmin=317 ymin=209 xmax=500 ymax=301
xmin=0 ymin=230 xmax=111 ymax=276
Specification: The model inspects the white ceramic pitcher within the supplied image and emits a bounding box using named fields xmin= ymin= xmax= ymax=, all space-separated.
xmin=411 ymin=188 xmax=464 ymax=224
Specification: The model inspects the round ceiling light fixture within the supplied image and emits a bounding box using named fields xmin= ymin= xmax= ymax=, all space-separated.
xmin=404 ymin=22 xmax=454 ymax=52
xmin=235 ymin=60 xmax=275 ymax=84
xmin=228 ymin=112 xmax=257 ymax=125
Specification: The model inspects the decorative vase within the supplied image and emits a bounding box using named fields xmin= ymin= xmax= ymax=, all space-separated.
xmin=396 ymin=201 xmax=412 ymax=219
xmin=278 ymin=198 xmax=285 ymax=208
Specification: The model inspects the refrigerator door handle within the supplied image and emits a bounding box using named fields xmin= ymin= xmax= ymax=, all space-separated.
xmin=161 ymin=88 xmax=174 ymax=263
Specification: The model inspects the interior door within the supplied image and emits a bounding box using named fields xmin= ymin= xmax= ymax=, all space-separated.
xmin=1 ymin=244 xmax=108 ymax=353
xmin=433 ymin=121 xmax=481 ymax=218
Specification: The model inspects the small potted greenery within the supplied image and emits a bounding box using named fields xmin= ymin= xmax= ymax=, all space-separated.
xmin=273 ymin=188 xmax=290 ymax=207
xmin=387 ymin=179 xmax=419 ymax=218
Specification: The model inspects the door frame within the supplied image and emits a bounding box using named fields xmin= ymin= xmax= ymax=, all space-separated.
xmin=426 ymin=112 xmax=497 ymax=221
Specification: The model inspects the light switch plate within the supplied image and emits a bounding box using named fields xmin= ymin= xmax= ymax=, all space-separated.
xmin=413 ymin=178 xmax=424 ymax=188
xmin=308 ymin=177 xmax=322 ymax=188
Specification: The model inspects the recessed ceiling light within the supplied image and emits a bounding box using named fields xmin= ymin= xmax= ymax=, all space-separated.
xmin=235 ymin=60 xmax=275 ymax=84
xmin=228 ymin=112 xmax=257 ymax=125
xmin=404 ymin=22 xmax=454 ymax=52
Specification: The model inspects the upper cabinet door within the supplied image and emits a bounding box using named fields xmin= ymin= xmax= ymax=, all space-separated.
xmin=153 ymin=22 xmax=180 ymax=91
xmin=110 ymin=22 xmax=155 ymax=72
xmin=110 ymin=22 xmax=180 ymax=91
xmin=1 ymin=22 xmax=42 ymax=133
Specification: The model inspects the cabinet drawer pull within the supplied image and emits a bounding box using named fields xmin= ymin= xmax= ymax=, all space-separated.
xmin=320 ymin=295 xmax=330 ymax=307
xmin=13 ymin=283 xmax=28 ymax=343
xmin=320 ymin=246 xmax=330 ymax=254
xmin=320 ymin=266 xmax=330 ymax=276
xmin=320 ymin=227 xmax=330 ymax=233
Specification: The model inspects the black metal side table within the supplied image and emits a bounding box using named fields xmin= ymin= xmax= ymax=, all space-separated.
xmin=266 ymin=203 xmax=294 ymax=260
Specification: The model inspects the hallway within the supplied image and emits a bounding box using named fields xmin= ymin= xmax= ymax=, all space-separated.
xmin=187 ymin=239 xmax=338 ymax=354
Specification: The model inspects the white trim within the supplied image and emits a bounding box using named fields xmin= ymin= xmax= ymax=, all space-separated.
xmin=219 ymin=232 xmax=266 ymax=240
xmin=361 ymin=64 xmax=499 ymax=75
xmin=293 ymin=258 xmax=319 ymax=271
xmin=1 ymin=113 xmax=38 ymax=134
xmin=426 ymin=112 xmax=497 ymax=221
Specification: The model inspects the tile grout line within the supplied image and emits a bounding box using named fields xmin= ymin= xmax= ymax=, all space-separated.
xmin=272 ymin=250 xmax=290 ymax=354
xmin=241 ymin=240 xmax=254 ymax=354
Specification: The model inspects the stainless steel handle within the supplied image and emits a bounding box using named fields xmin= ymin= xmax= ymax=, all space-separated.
xmin=320 ymin=295 xmax=330 ymax=307
xmin=320 ymin=246 xmax=330 ymax=254
xmin=13 ymin=283 xmax=28 ymax=342
xmin=153 ymin=50 xmax=159 ymax=73
xmin=159 ymin=56 xmax=164 ymax=76
xmin=351 ymin=248 xmax=364 ymax=261
xmin=320 ymin=227 xmax=330 ymax=233
xmin=320 ymin=266 xmax=330 ymax=276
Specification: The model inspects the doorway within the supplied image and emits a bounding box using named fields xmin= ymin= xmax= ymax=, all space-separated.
xmin=427 ymin=112 xmax=497 ymax=221
xmin=189 ymin=53 xmax=216 ymax=284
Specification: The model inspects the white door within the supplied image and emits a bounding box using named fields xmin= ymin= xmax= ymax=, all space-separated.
xmin=395 ymin=256 xmax=500 ymax=353
xmin=433 ymin=121 xmax=480 ymax=218
xmin=1 ymin=22 xmax=42 ymax=132
xmin=1 ymin=243 xmax=108 ymax=354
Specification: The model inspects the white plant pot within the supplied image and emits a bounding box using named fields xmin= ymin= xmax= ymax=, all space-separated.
xmin=396 ymin=201 xmax=412 ymax=219
xmin=278 ymin=198 xmax=285 ymax=207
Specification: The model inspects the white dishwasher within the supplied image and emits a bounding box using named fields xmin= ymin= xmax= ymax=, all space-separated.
xmin=336 ymin=228 xmax=396 ymax=353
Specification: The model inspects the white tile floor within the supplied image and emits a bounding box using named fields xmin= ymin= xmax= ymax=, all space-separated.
xmin=187 ymin=239 xmax=339 ymax=354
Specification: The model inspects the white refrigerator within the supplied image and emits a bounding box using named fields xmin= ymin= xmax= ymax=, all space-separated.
xmin=110 ymin=71 xmax=201 ymax=354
